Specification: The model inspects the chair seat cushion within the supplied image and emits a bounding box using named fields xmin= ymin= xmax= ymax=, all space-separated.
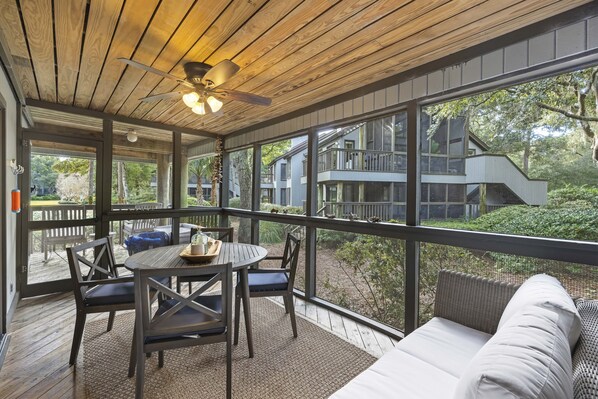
xmin=245 ymin=271 xmax=289 ymax=292
xmin=84 ymin=281 xmax=135 ymax=306
xmin=145 ymin=296 xmax=225 ymax=343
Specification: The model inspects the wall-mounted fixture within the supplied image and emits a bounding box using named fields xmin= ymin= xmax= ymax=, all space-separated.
xmin=126 ymin=128 xmax=138 ymax=143
xmin=10 ymin=159 xmax=24 ymax=213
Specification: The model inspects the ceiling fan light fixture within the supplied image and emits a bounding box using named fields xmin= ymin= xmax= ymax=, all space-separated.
xmin=192 ymin=102 xmax=206 ymax=115
xmin=206 ymin=96 xmax=223 ymax=112
xmin=126 ymin=129 xmax=138 ymax=143
xmin=182 ymin=92 xmax=199 ymax=107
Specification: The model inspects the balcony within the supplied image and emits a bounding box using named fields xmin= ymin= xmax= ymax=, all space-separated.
xmin=303 ymin=149 xmax=407 ymax=176
xmin=323 ymin=201 xmax=392 ymax=220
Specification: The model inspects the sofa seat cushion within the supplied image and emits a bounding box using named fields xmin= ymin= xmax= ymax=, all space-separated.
xmin=330 ymin=348 xmax=459 ymax=399
xmin=454 ymin=306 xmax=573 ymax=399
xmin=396 ymin=317 xmax=492 ymax=378
xmin=498 ymin=274 xmax=581 ymax=350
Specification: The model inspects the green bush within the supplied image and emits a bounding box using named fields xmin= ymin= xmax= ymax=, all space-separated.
xmin=472 ymin=206 xmax=598 ymax=242
xmin=317 ymin=230 xmax=358 ymax=249
xmin=259 ymin=221 xmax=286 ymax=243
xmin=548 ymin=185 xmax=598 ymax=208
xmin=228 ymin=197 xmax=241 ymax=209
xmin=31 ymin=194 xmax=60 ymax=200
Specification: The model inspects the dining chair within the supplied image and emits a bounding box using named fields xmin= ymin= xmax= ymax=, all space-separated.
xmin=131 ymin=262 xmax=233 ymax=399
xmin=234 ymin=233 xmax=301 ymax=344
xmin=66 ymin=237 xmax=136 ymax=366
xmin=177 ymin=226 xmax=234 ymax=294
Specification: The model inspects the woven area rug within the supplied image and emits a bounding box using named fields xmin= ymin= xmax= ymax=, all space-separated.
xmin=82 ymin=298 xmax=376 ymax=398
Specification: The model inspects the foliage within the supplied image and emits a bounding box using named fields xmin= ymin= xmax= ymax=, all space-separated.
xmin=188 ymin=157 xmax=215 ymax=204
xmin=547 ymin=185 xmax=598 ymax=208
xmin=31 ymin=194 xmax=60 ymax=201
xmin=317 ymin=230 xmax=358 ymax=249
xmin=30 ymin=155 xmax=59 ymax=194
xmin=332 ymin=234 xmax=406 ymax=329
xmin=321 ymin=231 xmax=490 ymax=328
xmin=228 ymin=197 xmax=241 ymax=209
xmin=52 ymin=158 xmax=90 ymax=175
xmin=473 ymin=206 xmax=598 ymax=242
xmin=261 ymin=140 xmax=291 ymax=167
xmin=427 ymin=66 xmax=598 ymax=181
xmin=259 ymin=222 xmax=286 ymax=244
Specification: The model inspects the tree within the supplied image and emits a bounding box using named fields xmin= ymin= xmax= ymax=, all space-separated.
xmin=230 ymin=141 xmax=292 ymax=242
xmin=188 ymin=157 xmax=214 ymax=204
xmin=536 ymin=67 xmax=598 ymax=161
xmin=427 ymin=66 xmax=598 ymax=176
xmin=30 ymin=155 xmax=59 ymax=195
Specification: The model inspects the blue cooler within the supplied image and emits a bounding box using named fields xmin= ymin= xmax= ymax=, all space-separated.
xmin=124 ymin=231 xmax=170 ymax=255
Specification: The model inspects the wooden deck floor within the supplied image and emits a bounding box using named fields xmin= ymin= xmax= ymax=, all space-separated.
xmin=0 ymin=292 xmax=398 ymax=398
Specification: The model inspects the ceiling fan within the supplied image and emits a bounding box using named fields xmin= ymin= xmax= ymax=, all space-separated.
xmin=117 ymin=58 xmax=272 ymax=115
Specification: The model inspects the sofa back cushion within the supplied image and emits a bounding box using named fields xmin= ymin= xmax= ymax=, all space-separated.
xmin=454 ymin=306 xmax=573 ymax=399
xmin=498 ymin=274 xmax=581 ymax=350
xmin=572 ymin=299 xmax=598 ymax=399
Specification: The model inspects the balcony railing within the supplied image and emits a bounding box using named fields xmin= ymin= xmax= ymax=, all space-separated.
xmin=261 ymin=173 xmax=273 ymax=184
xmin=324 ymin=201 xmax=392 ymax=220
xmin=303 ymin=149 xmax=407 ymax=176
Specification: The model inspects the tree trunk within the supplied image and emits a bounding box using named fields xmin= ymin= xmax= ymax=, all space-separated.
xmin=117 ymin=162 xmax=128 ymax=204
xmin=88 ymin=160 xmax=94 ymax=203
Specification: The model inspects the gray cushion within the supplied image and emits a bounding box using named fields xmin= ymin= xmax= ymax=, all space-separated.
xmin=573 ymin=299 xmax=598 ymax=399
xmin=498 ymin=274 xmax=581 ymax=351
xmin=454 ymin=306 xmax=573 ymax=399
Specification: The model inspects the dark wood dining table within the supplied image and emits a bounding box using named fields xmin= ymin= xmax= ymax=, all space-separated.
xmin=124 ymin=242 xmax=268 ymax=358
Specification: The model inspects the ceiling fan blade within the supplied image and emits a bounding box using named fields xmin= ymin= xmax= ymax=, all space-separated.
xmin=201 ymin=60 xmax=240 ymax=87
xmin=139 ymin=91 xmax=184 ymax=102
xmin=212 ymin=89 xmax=272 ymax=106
xmin=117 ymin=58 xmax=194 ymax=88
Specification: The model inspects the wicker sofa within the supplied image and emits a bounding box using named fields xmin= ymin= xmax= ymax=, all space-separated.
xmin=331 ymin=270 xmax=597 ymax=399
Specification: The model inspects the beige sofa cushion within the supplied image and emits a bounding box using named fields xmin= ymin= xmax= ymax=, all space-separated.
xmin=395 ymin=317 xmax=492 ymax=378
xmin=454 ymin=306 xmax=573 ymax=399
xmin=498 ymin=274 xmax=581 ymax=350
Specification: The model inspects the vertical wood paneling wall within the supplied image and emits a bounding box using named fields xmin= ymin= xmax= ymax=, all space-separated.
xmin=225 ymin=18 xmax=598 ymax=150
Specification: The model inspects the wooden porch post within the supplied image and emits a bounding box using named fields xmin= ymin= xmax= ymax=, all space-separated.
xmin=180 ymin=153 xmax=188 ymax=208
xmin=479 ymin=183 xmax=487 ymax=215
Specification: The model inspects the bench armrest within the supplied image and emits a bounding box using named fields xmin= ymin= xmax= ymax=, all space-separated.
xmin=433 ymin=270 xmax=519 ymax=335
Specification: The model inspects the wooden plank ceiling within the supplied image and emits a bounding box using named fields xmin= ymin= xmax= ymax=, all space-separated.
xmin=0 ymin=0 xmax=592 ymax=136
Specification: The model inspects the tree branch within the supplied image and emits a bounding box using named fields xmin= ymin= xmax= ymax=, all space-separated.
xmin=536 ymin=102 xmax=598 ymax=122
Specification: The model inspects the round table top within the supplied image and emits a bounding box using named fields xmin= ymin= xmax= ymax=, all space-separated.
xmin=124 ymin=242 xmax=268 ymax=271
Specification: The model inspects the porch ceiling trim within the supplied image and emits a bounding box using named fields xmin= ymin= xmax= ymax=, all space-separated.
xmin=24 ymin=99 xmax=218 ymax=139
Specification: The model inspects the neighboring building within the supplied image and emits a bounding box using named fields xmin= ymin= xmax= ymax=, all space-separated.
xmin=259 ymin=111 xmax=547 ymax=221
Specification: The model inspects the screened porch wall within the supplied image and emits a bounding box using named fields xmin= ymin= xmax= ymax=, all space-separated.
xmin=224 ymin=17 xmax=598 ymax=150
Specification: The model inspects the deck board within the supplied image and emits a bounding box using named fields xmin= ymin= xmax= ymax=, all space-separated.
xmin=0 ymin=291 xmax=397 ymax=397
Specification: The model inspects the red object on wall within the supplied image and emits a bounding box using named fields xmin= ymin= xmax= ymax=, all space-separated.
xmin=11 ymin=189 xmax=20 ymax=213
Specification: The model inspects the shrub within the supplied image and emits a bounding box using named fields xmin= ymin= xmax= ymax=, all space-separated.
xmin=259 ymin=221 xmax=286 ymax=243
xmin=548 ymin=185 xmax=598 ymax=208
xmin=31 ymin=194 xmax=60 ymax=201
xmin=317 ymin=230 xmax=358 ymax=249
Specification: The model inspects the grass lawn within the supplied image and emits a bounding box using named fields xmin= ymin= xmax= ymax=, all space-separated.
xmin=30 ymin=200 xmax=61 ymax=206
